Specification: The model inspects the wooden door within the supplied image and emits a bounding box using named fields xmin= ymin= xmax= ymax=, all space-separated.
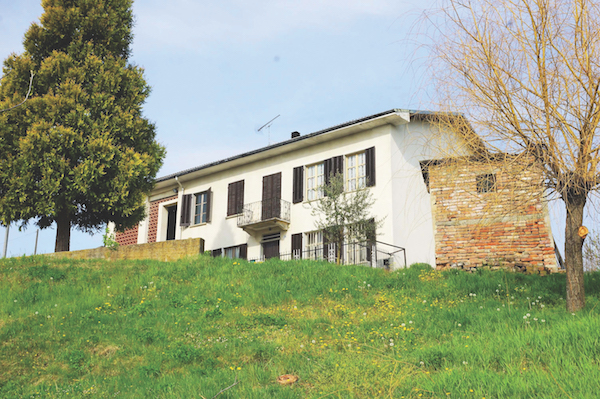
xmin=262 ymin=240 xmax=280 ymax=260
xmin=262 ymin=172 xmax=281 ymax=220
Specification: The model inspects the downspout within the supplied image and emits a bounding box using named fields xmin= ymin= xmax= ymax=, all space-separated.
xmin=175 ymin=176 xmax=184 ymax=240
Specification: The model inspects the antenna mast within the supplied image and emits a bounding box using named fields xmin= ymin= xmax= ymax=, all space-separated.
xmin=257 ymin=114 xmax=280 ymax=145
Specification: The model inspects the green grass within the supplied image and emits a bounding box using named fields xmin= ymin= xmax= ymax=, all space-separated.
xmin=1 ymin=256 xmax=600 ymax=398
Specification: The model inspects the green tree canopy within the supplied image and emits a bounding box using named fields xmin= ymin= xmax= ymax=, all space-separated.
xmin=0 ymin=0 xmax=165 ymax=252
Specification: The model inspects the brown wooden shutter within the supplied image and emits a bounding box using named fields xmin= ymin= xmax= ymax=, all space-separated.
xmin=366 ymin=218 xmax=376 ymax=262
xmin=228 ymin=180 xmax=244 ymax=216
xmin=324 ymin=156 xmax=343 ymax=194
xmin=293 ymin=166 xmax=304 ymax=203
xmin=236 ymin=180 xmax=244 ymax=214
xmin=239 ymin=243 xmax=247 ymax=260
xmin=365 ymin=147 xmax=376 ymax=187
xmin=291 ymin=233 xmax=303 ymax=258
xmin=227 ymin=182 xmax=235 ymax=216
xmin=180 ymin=194 xmax=192 ymax=227
xmin=205 ymin=188 xmax=212 ymax=223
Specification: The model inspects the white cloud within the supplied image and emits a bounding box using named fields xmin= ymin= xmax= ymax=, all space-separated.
xmin=133 ymin=0 xmax=405 ymax=52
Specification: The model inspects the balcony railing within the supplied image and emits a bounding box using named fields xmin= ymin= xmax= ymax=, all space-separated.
xmin=237 ymin=198 xmax=291 ymax=233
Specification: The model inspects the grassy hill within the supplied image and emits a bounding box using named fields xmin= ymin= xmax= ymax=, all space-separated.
xmin=1 ymin=255 xmax=599 ymax=398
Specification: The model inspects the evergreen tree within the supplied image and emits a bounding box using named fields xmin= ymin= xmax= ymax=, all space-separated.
xmin=0 ymin=0 xmax=164 ymax=252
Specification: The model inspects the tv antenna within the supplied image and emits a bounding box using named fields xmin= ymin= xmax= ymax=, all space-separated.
xmin=257 ymin=114 xmax=280 ymax=145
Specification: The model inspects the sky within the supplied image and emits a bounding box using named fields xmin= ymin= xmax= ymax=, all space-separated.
xmin=0 ymin=0 xmax=578 ymax=257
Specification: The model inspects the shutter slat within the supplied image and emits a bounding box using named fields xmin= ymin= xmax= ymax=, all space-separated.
xmin=240 ymin=243 xmax=248 ymax=260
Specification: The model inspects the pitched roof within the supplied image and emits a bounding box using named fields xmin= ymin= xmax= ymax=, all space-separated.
xmin=155 ymin=108 xmax=474 ymax=185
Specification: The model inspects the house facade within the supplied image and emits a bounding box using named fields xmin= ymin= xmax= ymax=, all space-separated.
xmin=114 ymin=109 xmax=558 ymax=270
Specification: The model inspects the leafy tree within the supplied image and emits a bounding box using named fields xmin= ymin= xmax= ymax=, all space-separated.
xmin=424 ymin=0 xmax=600 ymax=311
xmin=311 ymin=172 xmax=381 ymax=263
xmin=0 ymin=0 xmax=164 ymax=252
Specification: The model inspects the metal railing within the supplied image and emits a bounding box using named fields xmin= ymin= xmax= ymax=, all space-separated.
xmin=237 ymin=198 xmax=291 ymax=227
xmin=249 ymin=240 xmax=407 ymax=269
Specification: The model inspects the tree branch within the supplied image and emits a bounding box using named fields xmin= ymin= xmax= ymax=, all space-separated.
xmin=0 ymin=71 xmax=34 ymax=113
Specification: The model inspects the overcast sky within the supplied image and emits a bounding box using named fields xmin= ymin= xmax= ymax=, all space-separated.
xmin=0 ymin=0 xmax=576 ymax=257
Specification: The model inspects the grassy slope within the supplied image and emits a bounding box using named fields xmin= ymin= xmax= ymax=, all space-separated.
xmin=1 ymin=255 xmax=599 ymax=398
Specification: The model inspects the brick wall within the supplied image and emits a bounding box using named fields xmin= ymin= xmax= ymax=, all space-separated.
xmin=429 ymin=159 xmax=557 ymax=270
xmin=115 ymin=225 xmax=139 ymax=246
xmin=147 ymin=195 xmax=178 ymax=243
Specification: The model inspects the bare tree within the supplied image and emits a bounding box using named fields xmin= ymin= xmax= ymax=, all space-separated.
xmin=424 ymin=0 xmax=600 ymax=311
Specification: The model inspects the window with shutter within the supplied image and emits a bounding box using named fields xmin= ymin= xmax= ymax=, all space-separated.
xmin=193 ymin=189 xmax=211 ymax=224
xmin=227 ymin=180 xmax=244 ymax=216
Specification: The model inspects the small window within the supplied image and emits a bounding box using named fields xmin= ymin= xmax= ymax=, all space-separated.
xmin=346 ymin=152 xmax=366 ymax=191
xmin=476 ymin=173 xmax=496 ymax=193
xmin=194 ymin=191 xmax=209 ymax=224
xmin=306 ymin=162 xmax=325 ymax=200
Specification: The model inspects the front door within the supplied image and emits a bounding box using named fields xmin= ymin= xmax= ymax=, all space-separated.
xmin=262 ymin=172 xmax=282 ymax=220
xmin=166 ymin=205 xmax=177 ymax=241
xmin=262 ymin=240 xmax=280 ymax=260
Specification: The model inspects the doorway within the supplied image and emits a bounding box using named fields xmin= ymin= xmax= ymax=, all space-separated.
xmin=166 ymin=205 xmax=177 ymax=241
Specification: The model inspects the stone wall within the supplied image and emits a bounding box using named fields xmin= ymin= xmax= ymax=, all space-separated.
xmin=428 ymin=158 xmax=557 ymax=270
xmin=47 ymin=238 xmax=205 ymax=262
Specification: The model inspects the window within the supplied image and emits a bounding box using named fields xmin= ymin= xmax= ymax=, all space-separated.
xmin=224 ymin=244 xmax=248 ymax=259
xmin=194 ymin=191 xmax=209 ymax=224
xmin=180 ymin=189 xmax=211 ymax=227
xmin=306 ymin=162 xmax=325 ymax=200
xmin=346 ymin=152 xmax=366 ymax=191
xmin=227 ymin=180 xmax=244 ymax=216
xmin=305 ymin=231 xmax=323 ymax=260
xmin=476 ymin=173 xmax=496 ymax=193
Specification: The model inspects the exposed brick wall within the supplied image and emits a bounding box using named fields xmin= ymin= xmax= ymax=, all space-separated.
xmin=429 ymin=159 xmax=557 ymax=269
xmin=147 ymin=195 xmax=178 ymax=243
xmin=115 ymin=225 xmax=139 ymax=246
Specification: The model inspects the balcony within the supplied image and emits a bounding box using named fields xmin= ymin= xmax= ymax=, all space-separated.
xmin=237 ymin=198 xmax=291 ymax=235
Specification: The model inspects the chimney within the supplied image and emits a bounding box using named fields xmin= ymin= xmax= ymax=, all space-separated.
xmin=291 ymin=131 xmax=300 ymax=138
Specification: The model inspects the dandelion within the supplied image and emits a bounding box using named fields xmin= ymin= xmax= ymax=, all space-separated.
xmin=458 ymin=323 xmax=462 ymax=327
xmin=390 ymin=343 xmax=394 ymax=347
xmin=526 ymin=313 xmax=530 ymax=317
xmin=423 ymin=300 xmax=427 ymax=303
xmin=54 ymin=304 xmax=58 ymax=307
xmin=572 ymin=313 xmax=575 ymax=316
xmin=367 ymin=284 xmax=371 ymax=288
xmin=541 ymin=319 xmax=546 ymax=323
xmin=462 ymin=361 xmax=468 ymax=365
xmin=523 ymin=316 xmax=527 ymax=319
xmin=47 ymin=315 xmax=51 ymax=319
xmin=363 ymin=312 xmax=367 ymax=316
xmin=311 ymin=340 xmax=316 ymax=344
xmin=533 ymin=318 xmax=538 ymax=321
xmin=497 ymin=308 xmax=500 ymax=311
xmin=420 ymin=361 xmax=424 ymax=366
xmin=409 ymin=320 xmax=413 ymax=324
xmin=300 ymin=344 xmax=304 ymax=348
xmin=13 ymin=300 xmax=16 ymax=303
xmin=35 ymin=311 xmax=38 ymax=315
xmin=479 ymin=306 xmax=483 ymax=309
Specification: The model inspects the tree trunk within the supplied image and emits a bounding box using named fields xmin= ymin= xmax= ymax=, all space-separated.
xmin=54 ymin=211 xmax=71 ymax=252
xmin=564 ymin=194 xmax=586 ymax=312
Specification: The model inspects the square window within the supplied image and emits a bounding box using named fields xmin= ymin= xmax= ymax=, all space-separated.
xmin=476 ymin=174 xmax=496 ymax=193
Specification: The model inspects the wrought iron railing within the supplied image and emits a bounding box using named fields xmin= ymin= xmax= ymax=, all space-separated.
xmin=248 ymin=240 xmax=407 ymax=269
xmin=237 ymin=198 xmax=291 ymax=227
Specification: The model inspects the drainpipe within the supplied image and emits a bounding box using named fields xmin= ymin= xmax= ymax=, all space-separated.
xmin=175 ymin=176 xmax=184 ymax=240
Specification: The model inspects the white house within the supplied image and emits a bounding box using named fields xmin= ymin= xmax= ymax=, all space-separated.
xmin=115 ymin=109 xmax=558 ymax=270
